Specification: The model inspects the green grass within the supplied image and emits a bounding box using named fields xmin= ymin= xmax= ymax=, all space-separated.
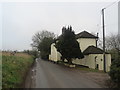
xmin=75 ymin=66 xmax=104 ymax=73
xmin=2 ymin=53 xmax=34 ymax=88
xmin=58 ymin=61 xmax=104 ymax=73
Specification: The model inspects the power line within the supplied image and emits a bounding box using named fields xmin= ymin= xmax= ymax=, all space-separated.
xmin=104 ymin=0 xmax=120 ymax=9
xmin=96 ymin=1 xmax=119 ymax=37
xmin=101 ymin=0 xmax=119 ymax=72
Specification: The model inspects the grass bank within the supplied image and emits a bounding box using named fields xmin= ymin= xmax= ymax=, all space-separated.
xmin=57 ymin=61 xmax=104 ymax=73
xmin=2 ymin=52 xmax=34 ymax=88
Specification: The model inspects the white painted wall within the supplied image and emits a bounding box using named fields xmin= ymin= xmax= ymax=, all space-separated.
xmin=88 ymin=54 xmax=103 ymax=70
xmin=49 ymin=34 xmax=111 ymax=72
xmin=72 ymin=54 xmax=111 ymax=72
xmin=49 ymin=43 xmax=61 ymax=62
xmin=77 ymin=38 xmax=96 ymax=52
xmin=105 ymin=54 xmax=111 ymax=72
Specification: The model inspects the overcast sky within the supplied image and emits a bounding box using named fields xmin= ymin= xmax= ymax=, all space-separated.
xmin=0 ymin=1 xmax=118 ymax=51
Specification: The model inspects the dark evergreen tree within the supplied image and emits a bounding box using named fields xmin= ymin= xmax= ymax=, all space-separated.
xmin=55 ymin=26 xmax=84 ymax=64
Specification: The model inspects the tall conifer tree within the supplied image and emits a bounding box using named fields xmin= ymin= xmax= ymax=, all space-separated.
xmin=55 ymin=26 xmax=84 ymax=64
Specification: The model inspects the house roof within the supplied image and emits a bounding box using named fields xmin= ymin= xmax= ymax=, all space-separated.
xmin=54 ymin=31 xmax=98 ymax=42
xmin=83 ymin=46 xmax=108 ymax=55
xmin=76 ymin=31 xmax=98 ymax=39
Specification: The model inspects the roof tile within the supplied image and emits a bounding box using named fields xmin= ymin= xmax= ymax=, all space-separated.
xmin=76 ymin=31 xmax=98 ymax=39
xmin=83 ymin=45 xmax=108 ymax=55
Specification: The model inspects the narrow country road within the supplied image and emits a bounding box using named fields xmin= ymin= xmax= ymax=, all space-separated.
xmin=33 ymin=58 xmax=102 ymax=88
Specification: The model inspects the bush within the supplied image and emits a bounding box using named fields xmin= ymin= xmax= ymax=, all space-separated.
xmin=40 ymin=51 xmax=49 ymax=60
xmin=109 ymin=59 xmax=120 ymax=88
xmin=2 ymin=53 xmax=34 ymax=88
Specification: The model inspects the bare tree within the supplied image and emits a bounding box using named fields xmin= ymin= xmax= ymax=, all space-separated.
xmin=31 ymin=30 xmax=55 ymax=49
xmin=108 ymin=34 xmax=120 ymax=88
xmin=106 ymin=34 xmax=120 ymax=60
xmin=31 ymin=30 xmax=56 ymax=59
xmin=106 ymin=34 xmax=120 ymax=51
xmin=97 ymin=38 xmax=103 ymax=49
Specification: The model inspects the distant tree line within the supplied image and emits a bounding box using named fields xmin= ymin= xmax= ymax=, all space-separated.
xmin=23 ymin=49 xmax=39 ymax=59
xmin=31 ymin=30 xmax=56 ymax=60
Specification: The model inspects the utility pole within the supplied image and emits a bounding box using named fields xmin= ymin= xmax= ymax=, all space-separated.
xmin=102 ymin=8 xmax=106 ymax=72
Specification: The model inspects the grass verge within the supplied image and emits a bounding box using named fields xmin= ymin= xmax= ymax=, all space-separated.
xmin=58 ymin=61 xmax=104 ymax=73
xmin=75 ymin=66 xmax=104 ymax=73
xmin=2 ymin=52 xmax=34 ymax=88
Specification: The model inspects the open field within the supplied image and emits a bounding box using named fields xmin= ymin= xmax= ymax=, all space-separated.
xmin=1 ymin=52 xmax=34 ymax=88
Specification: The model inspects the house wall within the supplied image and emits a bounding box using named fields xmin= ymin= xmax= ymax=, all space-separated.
xmin=77 ymin=38 xmax=96 ymax=52
xmin=49 ymin=33 xmax=111 ymax=72
xmin=72 ymin=55 xmax=89 ymax=66
xmin=49 ymin=43 xmax=61 ymax=62
xmin=72 ymin=54 xmax=111 ymax=72
xmin=105 ymin=54 xmax=111 ymax=72
xmin=88 ymin=54 xmax=104 ymax=70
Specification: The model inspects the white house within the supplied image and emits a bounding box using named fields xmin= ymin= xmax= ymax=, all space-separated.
xmin=49 ymin=30 xmax=111 ymax=72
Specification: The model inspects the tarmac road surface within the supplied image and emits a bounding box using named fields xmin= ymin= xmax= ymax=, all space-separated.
xmin=33 ymin=58 xmax=102 ymax=88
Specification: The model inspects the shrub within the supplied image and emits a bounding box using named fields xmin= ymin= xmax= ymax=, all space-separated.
xmin=109 ymin=59 xmax=120 ymax=88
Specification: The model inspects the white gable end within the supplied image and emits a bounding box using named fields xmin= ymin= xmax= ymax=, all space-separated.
xmin=77 ymin=38 xmax=96 ymax=52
